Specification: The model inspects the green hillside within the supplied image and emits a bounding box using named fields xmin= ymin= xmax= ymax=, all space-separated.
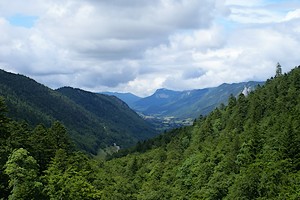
xmin=1 ymin=66 xmax=300 ymax=199
xmin=0 ymin=70 xmax=156 ymax=154
xmin=56 ymin=87 xmax=156 ymax=141
xmin=101 ymin=66 xmax=300 ymax=199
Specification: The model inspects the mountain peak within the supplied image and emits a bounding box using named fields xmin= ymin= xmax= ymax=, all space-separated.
xmin=133 ymin=81 xmax=264 ymax=118
xmin=153 ymin=88 xmax=181 ymax=99
xmin=155 ymin=88 xmax=172 ymax=93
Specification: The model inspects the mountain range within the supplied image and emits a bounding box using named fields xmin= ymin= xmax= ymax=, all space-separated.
xmin=2 ymin=64 xmax=300 ymax=199
xmin=104 ymin=81 xmax=264 ymax=119
xmin=1 ymin=66 xmax=297 ymax=199
xmin=0 ymin=69 xmax=156 ymax=154
xmin=96 ymin=66 xmax=300 ymax=199
xmin=0 ymin=68 xmax=263 ymax=154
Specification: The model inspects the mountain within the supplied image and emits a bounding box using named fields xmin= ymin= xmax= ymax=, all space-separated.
xmin=133 ymin=81 xmax=264 ymax=119
xmin=101 ymin=92 xmax=141 ymax=107
xmin=99 ymin=66 xmax=300 ymax=199
xmin=56 ymin=87 xmax=155 ymax=141
xmin=132 ymin=88 xmax=183 ymax=115
xmin=1 ymin=66 xmax=299 ymax=199
xmin=0 ymin=69 xmax=156 ymax=154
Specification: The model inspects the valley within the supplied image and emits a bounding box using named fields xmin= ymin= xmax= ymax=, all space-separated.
xmin=1 ymin=66 xmax=299 ymax=199
xmin=1 ymin=1 xmax=299 ymax=199
xmin=104 ymin=81 xmax=264 ymax=131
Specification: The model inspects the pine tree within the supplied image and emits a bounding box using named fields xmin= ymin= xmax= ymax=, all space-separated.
xmin=276 ymin=62 xmax=282 ymax=77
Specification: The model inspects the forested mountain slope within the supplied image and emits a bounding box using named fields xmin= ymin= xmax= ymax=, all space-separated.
xmin=1 ymin=66 xmax=300 ymax=199
xmin=56 ymin=87 xmax=156 ymax=141
xmin=132 ymin=81 xmax=263 ymax=119
xmin=0 ymin=70 xmax=156 ymax=154
xmin=100 ymin=66 xmax=300 ymax=199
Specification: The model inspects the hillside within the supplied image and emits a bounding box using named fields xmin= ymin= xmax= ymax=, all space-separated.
xmin=0 ymin=69 xmax=156 ymax=154
xmin=56 ymin=87 xmax=156 ymax=141
xmin=99 ymin=66 xmax=300 ymax=199
xmin=1 ymin=66 xmax=300 ymax=199
xmin=133 ymin=81 xmax=264 ymax=119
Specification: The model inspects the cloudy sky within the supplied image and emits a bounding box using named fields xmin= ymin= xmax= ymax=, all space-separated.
xmin=1 ymin=0 xmax=300 ymax=96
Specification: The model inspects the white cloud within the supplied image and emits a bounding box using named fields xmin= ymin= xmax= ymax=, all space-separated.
xmin=0 ymin=0 xmax=300 ymax=96
xmin=228 ymin=7 xmax=283 ymax=24
xmin=284 ymin=9 xmax=300 ymax=21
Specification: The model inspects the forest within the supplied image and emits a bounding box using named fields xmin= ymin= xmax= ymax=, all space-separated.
xmin=1 ymin=66 xmax=300 ymax=199
xmin=0 ymin=69 xmax=156 ymax=155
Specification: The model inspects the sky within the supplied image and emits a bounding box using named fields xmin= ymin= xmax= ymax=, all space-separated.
xmin=0 ymin=0 xmax=300 ymax=96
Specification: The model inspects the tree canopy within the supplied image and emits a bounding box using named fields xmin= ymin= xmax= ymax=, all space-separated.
xmin=1 ymin=66 xmax=300 ymax=199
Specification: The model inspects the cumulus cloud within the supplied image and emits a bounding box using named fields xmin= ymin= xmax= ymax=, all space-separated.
xmin=284 ymin=9 xmax=300 ymax=21
xmin=0 ymin=0 xmax=300 ymax=96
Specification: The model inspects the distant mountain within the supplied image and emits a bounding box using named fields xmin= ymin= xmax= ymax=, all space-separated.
xmin=133 ymin=88 xmax=182 ymax=114
xmin=101 ymin=92 xmax=141 ymax=107
xmin=0 ymin=69 xmax=156 ymax=154
xmin=132 ymin=81 xmax=264 ymax=119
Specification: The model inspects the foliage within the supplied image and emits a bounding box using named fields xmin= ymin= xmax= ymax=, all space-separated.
xmin=43 ymin=150 xmax=102 ymax=199
xmin=0 ymin=105 xmax=73 ymax=199
xmin=1 ymin=66 xmax=300 ymax=199
xmin=100 ymin=66 xmax=300 ymax=199
xmin=4 ymin=148 xmax=43 ymax=199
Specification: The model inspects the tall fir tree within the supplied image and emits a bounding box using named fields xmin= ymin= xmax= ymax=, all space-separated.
xmin=276 ymin=62 xmax=282 ymax=77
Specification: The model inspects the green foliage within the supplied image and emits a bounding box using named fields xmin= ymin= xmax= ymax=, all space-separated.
xmin=0 ymin=97 xmax=10 ymax=198
xmin=0 ymin=96 xmax=8 ymax=125
xmin=1 ymin=66 xmax=300 ymax=199
xmin=4 ymin=148 xmax=43 ymax=200
xmin=43 ymin=150 xmax=102 ymax=200
xmin=0 ymin=116 xmax=74 ymax=199
xmin=95 ymin=66 xmax=300 ymax=199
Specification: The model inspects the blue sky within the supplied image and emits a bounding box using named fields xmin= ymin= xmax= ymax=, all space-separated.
xmin=1 ymin=0 xmax=300 ymax=96
xmin=8 ymin=14 xmax=38 ymax=28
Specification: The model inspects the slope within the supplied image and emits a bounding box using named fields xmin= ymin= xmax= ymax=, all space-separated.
xmin=97 ymin=66 xmax=300 ymax=199
xmin=0 ymin=69 xmax=156 ymax=154
xmin=56 ymin=87 xmax=156 ymax=141
xmin=1 ymin=66 xmax=300 ymax=199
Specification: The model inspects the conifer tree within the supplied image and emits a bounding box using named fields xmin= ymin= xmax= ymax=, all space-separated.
xmin=276 ymin=62 xmax=282 ymax=77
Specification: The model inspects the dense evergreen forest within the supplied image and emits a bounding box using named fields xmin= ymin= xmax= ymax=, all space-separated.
xmin=0 ymin=69 xmax=156 ymax=155
xmin=1 ymin=66 xmax=300 ymax=199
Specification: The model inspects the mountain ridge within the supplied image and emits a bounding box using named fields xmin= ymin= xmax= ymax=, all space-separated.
xmin=0 ymin=69 xmax=156 ymax=154
xmin=131 ymin=81 xmax=264 ymax=119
